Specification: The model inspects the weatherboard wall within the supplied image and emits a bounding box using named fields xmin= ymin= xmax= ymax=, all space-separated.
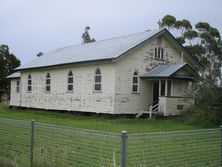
xmin=17 ymin=63 xmax=116 ymax=113
xmin=9 ymin=79 xmax=21 ymax=106
xmin=114 ymin=36 xmax=190 ymax=114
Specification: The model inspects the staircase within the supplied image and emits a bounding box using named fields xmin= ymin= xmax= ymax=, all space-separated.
xmin=135 ymin=100 xmax=159 ymax=119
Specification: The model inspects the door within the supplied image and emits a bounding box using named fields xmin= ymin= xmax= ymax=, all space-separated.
xmin=153 ymin=81 xmax=159 ymax=102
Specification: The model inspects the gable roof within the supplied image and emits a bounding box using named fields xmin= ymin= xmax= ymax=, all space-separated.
xmin=140 ymin=63 xmax=198 ymax=80
xmin=15 ymin=28 xmax=200 ymax=71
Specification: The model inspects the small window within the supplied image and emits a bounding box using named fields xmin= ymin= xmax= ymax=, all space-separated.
xmin=154 ymin=47 xmax=164 ymax=60
xmin=16 ymin=80 xmax=20 ymax=93
xmin=27 ymin=74 xmax=32 ymax=92
xmin=132 ymin=71 xmax=139 ymax=93
xmin=94 ymin=68 xmax=101 ymax=92
xmin=67 ymin=71 xmax=74 ymax=92
xmin=45 ymin=73 xmax=51 ymax=92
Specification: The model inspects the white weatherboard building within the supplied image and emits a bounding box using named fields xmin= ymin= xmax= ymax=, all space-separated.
xmin=7 ymin=28 xmax=201 ymax=116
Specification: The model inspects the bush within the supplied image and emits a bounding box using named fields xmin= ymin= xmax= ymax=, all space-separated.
xmin=185 ymin=85 xmax=222 ymax=127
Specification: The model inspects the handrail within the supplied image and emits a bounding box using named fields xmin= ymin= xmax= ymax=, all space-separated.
xmin=147 ymin=100 xmax=159 ymax=108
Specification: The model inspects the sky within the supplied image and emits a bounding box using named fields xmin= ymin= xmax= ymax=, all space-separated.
xmin=0 ymin=0 xmax=222 ymax=65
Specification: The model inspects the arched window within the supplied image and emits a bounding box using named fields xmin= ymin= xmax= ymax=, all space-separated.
xmin=27 ymin=74 xmax=32 ymax=92
xmin=94 ymin=68 xmax=101 ymax=91
xmin=45 ymin=73 xmax=51 ymax=92
xmin=16 ymin=80 xmax=20 ymax=93
xmin=67 ymin=71 xmax=74 ymax=92
xmin=132 ymin=71 xmax=139 ymax=93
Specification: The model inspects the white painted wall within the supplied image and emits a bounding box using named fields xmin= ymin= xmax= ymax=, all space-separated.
xmin=9 ymin=79 xmax=21 ymax=106
xmin=114 ymin=35 xmax=189 ymax=114
xmin=15 ymin=63 xmax=116 ymax=113
xmin=159 ymin=97 xmax=194 ymax=116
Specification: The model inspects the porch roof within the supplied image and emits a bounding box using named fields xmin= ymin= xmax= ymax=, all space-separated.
xmin=6 ymin=72 xmax=21 ymax=79
xmin=140 ymin=63 xmax=198 ymax=80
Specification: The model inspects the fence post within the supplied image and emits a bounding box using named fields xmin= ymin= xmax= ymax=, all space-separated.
xmin=30 ymin=120 xmax=35 ymax=167
xmin=121 ymin=131 xmax=127 ymax=167
xmin=220 ymin=125 xmax=222 ymax=167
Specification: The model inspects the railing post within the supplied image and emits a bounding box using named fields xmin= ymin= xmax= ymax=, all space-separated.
xmin=220 ymin=125 xmax=222 ymax=167
xmin=121 ymin=131 xmax=127 ymax=167
xmin=149 ymin=105 xmax=152 ymax=118
xmin=30 ymin=120 xmax=35 ymax=167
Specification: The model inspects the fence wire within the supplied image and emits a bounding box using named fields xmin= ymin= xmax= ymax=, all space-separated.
xmin=33 ymin=122 xmax=121 ymax=167
xmin=127 ymin=129 xmax=221 ymax=167
xmin=0 ymin=119 xmax=31 ymax=166
xmin=0 ymin=118 xmax=221 ymax=167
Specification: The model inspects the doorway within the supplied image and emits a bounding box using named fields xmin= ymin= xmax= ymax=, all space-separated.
xmin=153 ymin=81 xmax=159 ymax=102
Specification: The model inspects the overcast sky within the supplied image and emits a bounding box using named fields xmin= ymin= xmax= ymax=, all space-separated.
xmin=1 ymin=0 xmax=222 ymax=65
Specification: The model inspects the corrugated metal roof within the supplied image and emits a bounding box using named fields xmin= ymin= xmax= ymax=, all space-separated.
xmin=6 ymin=72 xmax=21 ymax=79
xmin=140 ymin=64 xmax=186 ymax=78
xmin=16 ymin=29 xmax=163 ymax=70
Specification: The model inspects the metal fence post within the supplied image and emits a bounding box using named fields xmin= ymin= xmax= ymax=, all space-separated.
xmin=121 ymin=131 xmax=127 ymax=167
xmin=30 ymin=120 xmax=35 ymax=167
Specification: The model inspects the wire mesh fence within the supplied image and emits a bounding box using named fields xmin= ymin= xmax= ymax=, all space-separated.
xmin=0 ymin=118 xmax=221 ymax=167
xmin=127 ymin=129 xmax=221 ymax=167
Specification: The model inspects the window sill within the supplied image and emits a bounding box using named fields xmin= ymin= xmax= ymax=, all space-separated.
xmin=153 ymin=58 xmax=165 ymax=61
xmin=44 ymin=91 xmax=51 ymax=93
xmin=93 ymin=90 xmax=102 ymax=93
xmin=27 ymin=91 xmax=32 ymax=93
xmin=66 ymin=91 xmax=74 ymax=93
xmin=131 ymin=92 xmax=140 ymax=94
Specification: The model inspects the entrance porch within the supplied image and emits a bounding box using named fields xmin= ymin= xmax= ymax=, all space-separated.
xmin=137 ymin=63 xmax=198 ymax=118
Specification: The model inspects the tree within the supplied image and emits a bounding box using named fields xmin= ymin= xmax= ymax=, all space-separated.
xmin=184 ymin=30 xmax=198 ymax=45
xmin=158 ymin=15 xmax=176 ymax=30
xmin=0 ymin=44 xmax=20 ymax=99
xmin=159 ymin=15 xmax=221 ymax=86
xmin=82 ymin=26 xmax=96 ymax=44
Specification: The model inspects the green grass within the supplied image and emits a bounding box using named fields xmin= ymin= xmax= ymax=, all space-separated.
xmin=0 ymin=103 xmax=220 ymax=167
xmin=0 ymin=103 xmax=201 ymax=133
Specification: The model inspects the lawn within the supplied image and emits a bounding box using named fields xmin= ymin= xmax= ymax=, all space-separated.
xmin=0 ymin=103 xmax=201 ymax=133
xmin=0 ymin=103 xmax=220 ymax=167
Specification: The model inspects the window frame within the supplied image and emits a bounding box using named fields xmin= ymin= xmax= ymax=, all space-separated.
xmin=132 ymin=71 xmax=139 ymax=93
xmin=27 ymin=74 xmax=32 ymax=92
xmin=45 ymin=73 xmax=51 ymax=93
xmin=67 ymin=70 xmax=74 ymax=92
xmin=16 ymin=79 xmax=20 ymax=93
xmin=154 ymin=47 xmax=164 ymax=60
xmin=93 ymin=68 xmax=102 ymax=92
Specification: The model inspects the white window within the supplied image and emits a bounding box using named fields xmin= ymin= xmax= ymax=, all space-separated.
xmin=154 ymin=47 xmax=164 ymax=59
xmin=27 ymin=74 xmax=32 ymax=92
xmin=16 ymin=80 xmax=20 ymax=93
xmin=94 ymin=68 xmax=101 ymax=92
xmin=67 ymin=71 xmax=74 ymax=92
xmin=132 ymin=71 xmax=139 ymax=93
xmin=45 ymin=73 xmax=51 ymax=92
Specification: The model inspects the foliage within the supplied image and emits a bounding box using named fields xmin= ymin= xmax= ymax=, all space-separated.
xmin=184 ymin=30 xmax=198 ymax=45
xmin=0 ymin=45 xmax=20 ymax=95
xmin=159 ymin=15 xmax=222 ymax=126
xmin=82 ymin=26 xmax=96 ymax=44
xmin=159 ymin=15 xmax=176 ymax=30
xmin=186 ymin=85 xmax=222 ymax=127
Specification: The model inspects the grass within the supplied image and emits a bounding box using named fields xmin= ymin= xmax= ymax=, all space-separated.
xmin=1 ymin=103 xmax=220 ymax=166
xmin=0 ymin=103 xmax=201 ymax=133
